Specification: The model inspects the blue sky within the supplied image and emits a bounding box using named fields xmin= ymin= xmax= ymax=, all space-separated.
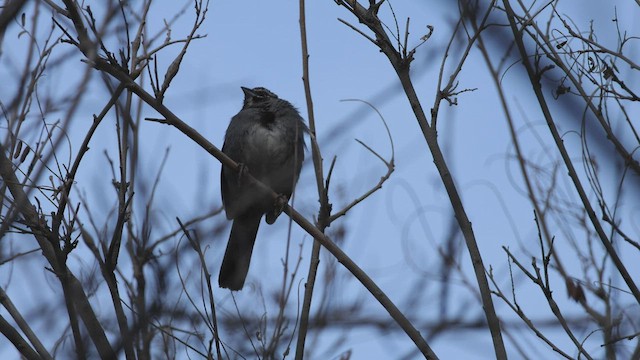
xmin=1 ymin=0 xmax=639 ymax=359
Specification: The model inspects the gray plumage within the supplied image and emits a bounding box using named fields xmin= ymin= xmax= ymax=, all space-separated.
xmin=219 ymin=86 xmax=305 ymax=290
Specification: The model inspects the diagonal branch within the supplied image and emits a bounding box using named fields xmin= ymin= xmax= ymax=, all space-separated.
xmin=335 ymin=1 xmax=507 ymax=358
xmin=0 ymin=146 xmax=116 ymax=359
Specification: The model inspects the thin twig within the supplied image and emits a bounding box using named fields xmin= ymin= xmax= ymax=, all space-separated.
xmin=177 ymin=218 xmax=223 ymax=360
xmin=296 ymin=0 xmax=326 ymax=357
xmin=328 ymin=99 xmax=394 ymax=223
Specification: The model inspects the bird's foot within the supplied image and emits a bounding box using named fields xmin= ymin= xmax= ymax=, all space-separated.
xmin=236 ymin=163 xmax=248 ymax=185
xmin=266 ymin=194 xmax=288 ymax=224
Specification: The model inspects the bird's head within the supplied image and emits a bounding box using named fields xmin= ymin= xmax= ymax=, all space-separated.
xmin=241 ymin=86 xmax=279 ymax=109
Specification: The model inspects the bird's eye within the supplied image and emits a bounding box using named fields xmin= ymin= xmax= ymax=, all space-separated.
xmin=253 ymin=88 xmax=278 ymax=99
xmin=254 ymin=94 xmax=269 ymax=102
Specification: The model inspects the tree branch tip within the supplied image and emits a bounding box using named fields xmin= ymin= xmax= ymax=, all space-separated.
xmin=144 ymin=117 xmax=169 ymax=124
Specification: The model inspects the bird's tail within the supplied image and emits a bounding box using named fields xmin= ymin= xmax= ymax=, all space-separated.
xmin=218 ymin=213 xmax=261 ymax=290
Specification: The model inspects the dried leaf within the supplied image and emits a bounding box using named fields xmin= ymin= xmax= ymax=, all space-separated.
xmin=566 ymin=278 xmax=586 ymax=303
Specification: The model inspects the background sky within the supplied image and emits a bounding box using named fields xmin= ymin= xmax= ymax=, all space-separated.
xmin=1 ymin=0 xmax=639 ymax=359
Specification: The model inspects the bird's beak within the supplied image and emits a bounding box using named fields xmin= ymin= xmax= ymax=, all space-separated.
xmin=241 ymin=86 xmax=254 ymax=98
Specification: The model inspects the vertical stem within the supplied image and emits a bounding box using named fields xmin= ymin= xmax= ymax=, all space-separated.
xmin=395 ymin=68 xmax=507 ymax=359
xmin=295 ymin=0 xmax=325 ymax=358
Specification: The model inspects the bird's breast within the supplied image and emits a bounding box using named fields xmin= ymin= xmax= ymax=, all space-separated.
xmin=244 ymin=123 xmax=291 ymax=165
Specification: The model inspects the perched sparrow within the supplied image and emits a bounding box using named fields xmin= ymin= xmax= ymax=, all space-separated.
xmin=218 ymin=86 xmax=306 ymax=290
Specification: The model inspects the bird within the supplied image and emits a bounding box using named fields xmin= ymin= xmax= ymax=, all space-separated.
xmin=218 ymin=86 xmax=306 ymax=290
